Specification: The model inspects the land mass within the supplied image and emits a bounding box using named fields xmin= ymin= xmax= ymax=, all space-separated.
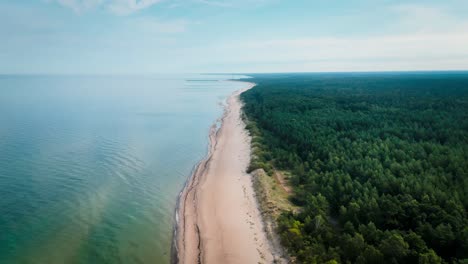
xmin=241 ymin=72 xmax=468 ymax=264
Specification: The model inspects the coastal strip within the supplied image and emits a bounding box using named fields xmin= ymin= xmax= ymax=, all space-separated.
xmin=173 ymin=82 xmax=276 ymax=264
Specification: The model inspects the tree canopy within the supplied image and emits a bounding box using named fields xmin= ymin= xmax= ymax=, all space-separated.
xmin=240 ymin=72 xmax=468 ymax=263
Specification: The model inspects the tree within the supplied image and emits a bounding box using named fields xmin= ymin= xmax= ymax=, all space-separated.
xmin=356 ymin=245 xmax=384 ymax=264
xmin=379 ymin=233 xmax=409 ymax=261
xmin=418 ymin=249 xmax=442 ymax=264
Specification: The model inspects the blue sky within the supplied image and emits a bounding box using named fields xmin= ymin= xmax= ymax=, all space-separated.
xmin=1 ymin=0 xmax=467 ymax=74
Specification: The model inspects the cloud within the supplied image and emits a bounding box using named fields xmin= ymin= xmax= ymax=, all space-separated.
xmin=190 ymin=3 xmax=468 ymax=72
xmin=107 ymin=0 xmax=163 ymax=15
xmin=193 ymin=0 xmax=233 ymax=7
xmin=48 ymin=0 xmax=104 ymax=13
xmin=231 ymin=32 xmax=468 ymax=63
xmin=49 ymin=0 xmax=271 ymax=14
xmin=174 ymin=0 xmax=271 ymax=9
xmin=48 ymin=0 xmax=163 ymax=15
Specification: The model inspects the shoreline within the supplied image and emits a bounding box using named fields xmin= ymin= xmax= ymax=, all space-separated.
xmin=173 ymin=82 xmax=277 ymax=263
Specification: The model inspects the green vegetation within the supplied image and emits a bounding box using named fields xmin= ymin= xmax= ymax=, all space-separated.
xmin=240 ymin=72 xmax=468 ymax=263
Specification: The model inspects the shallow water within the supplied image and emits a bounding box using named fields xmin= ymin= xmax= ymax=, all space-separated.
xmin=0 ymin=74 xmax=248 ymax=263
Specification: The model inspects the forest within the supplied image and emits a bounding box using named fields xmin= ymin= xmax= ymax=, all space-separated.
xmin=240 ymin=72 xmax=468 ymax=264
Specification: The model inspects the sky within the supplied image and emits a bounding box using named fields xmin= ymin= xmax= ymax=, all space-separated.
xmin=1 ymin=0 xmax=468 ymax=74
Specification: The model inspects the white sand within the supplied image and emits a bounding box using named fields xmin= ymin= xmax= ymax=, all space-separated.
xmin=175 ymin=83 xmax=275 ymax=263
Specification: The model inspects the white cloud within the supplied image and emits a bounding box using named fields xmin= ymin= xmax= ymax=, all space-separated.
xmin=48 ymin=0 xmax=163 ymax=15
xmin=189 ymin=3 xmax=468 ymax=72
xmin=49 ymin=0 xmax=271 ymax=15
xmin=48 ymin=0 xmax=104 ymax=13
xmin=175 ymin=0 xmax=271 ymax=8
xmin=229 ymin=33 xmax=467 ymax=67
xmin=107 ymin=0 xmax=163 ymax=15
xmin=193 ymin=0 xmax=233 ymax=7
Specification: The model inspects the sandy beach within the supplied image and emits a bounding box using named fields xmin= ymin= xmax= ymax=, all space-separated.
xmin=175 ymin=83 xmax=276 ymax=264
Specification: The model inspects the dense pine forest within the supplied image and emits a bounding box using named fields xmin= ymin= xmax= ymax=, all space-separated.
xmin=240 ymin=72 xmax=468 ymax=264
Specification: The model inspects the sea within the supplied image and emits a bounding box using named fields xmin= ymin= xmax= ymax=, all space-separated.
xmin=0 ymin=74 xmax=249 ymax=263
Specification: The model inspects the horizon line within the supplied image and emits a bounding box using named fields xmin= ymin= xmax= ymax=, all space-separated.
xmin=2 ymin=69 xmax=468 ymax=76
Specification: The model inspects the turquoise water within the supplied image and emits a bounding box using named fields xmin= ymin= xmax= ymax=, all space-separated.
xmin=0 ymin=75 xmax=248 ymax=263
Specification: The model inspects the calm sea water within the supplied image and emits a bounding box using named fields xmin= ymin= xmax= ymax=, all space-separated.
xmin=0 ymin=74 xmax=249 ymax=264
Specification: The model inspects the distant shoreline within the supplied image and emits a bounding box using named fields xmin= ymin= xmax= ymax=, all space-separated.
xmin=173 ymin=81 xmax=276 ymax=263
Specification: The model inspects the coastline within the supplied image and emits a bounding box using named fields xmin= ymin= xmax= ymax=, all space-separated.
xmin=173 ymin=82 xmax=277 ymax=263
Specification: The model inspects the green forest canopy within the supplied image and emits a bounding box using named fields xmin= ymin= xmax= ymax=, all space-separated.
xmin=240 ymin=72 xmax=468 ymax=264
